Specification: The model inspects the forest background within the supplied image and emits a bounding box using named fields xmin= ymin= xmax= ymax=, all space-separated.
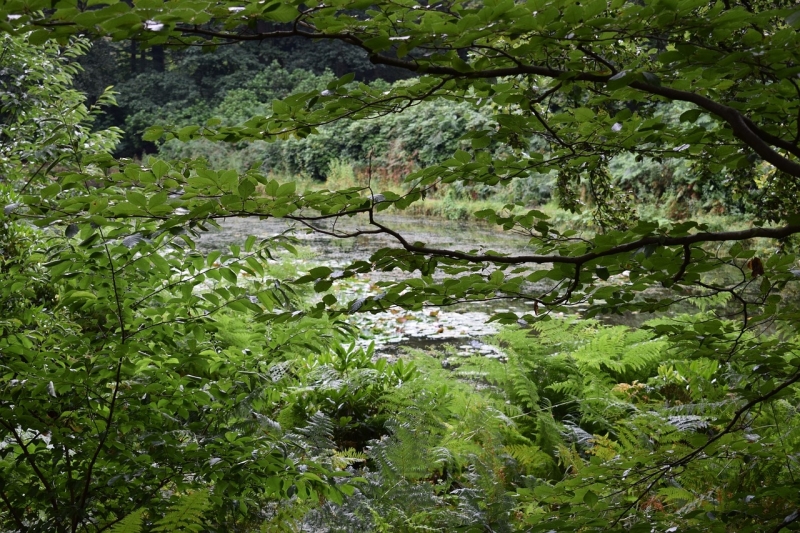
xmin=77 ymin=35 xmax=749 ymax=221
xmin=2 ymin=0 xmax=800 ymax=532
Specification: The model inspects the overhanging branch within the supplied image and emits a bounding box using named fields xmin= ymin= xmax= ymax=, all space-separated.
xmin=363 ymin=220 xmax=800 ymax=266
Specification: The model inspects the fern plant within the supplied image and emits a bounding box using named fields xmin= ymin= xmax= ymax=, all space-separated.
xmin=502 ymin=312 xmax=800 ymax=532
xmin=151 ymin=491 xmax=210 ymax=533
xmin=494 ymin=318 xmax=668 ymax=449
xmin=108 ymin=491 xmax=210 ymax=533
xmin=109 ymin=510 xmax=143 ymax=533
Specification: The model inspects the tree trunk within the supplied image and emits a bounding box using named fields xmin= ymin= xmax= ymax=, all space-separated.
xmin=129 ymin=40 xmax=137 ymax=74
xmin=151 ymin=45 xmax=164 ymax=72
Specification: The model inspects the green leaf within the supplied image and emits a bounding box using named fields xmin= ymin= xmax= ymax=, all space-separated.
xmin=262 ymin=3 xmax=299 ymax=22
xmin=62 ymin=290 xmax=98 ymax=304
xmin=143 ymin=126 xmax=164 ymax=141
xmin=41 ymin=183 xmax=61 ymax=198
xmin=27 ymin=30 xmax=52 ymax=45
xmin=220 ymin=267 xmax=237 ymax=284
xmin=151 ymin=160 xmax=170 ymax=179
xmin=272 ymin=100 xmax=290 ymax=114
xmin=574 ymin=108 xmax=595 ymax=121
xmin=679 ymin=109 xmax=703 ymax=122
xmin=275 ymin=181 xmax=296 ymax=197
xmin=177 ymin=125 xmax=200 ymax=141
xmin=607 ymin=70 xmax=635 ymax=89
xmin=245 ymin=256 xmax=264 ymax=276
xmin=109 ymin=509 xmax=143 ymax=533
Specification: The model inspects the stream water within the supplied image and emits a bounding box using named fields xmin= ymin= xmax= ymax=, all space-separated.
xmin=198 ymin=214 xmax=532 ymax=269
xmin=197 ymin=214 xmax=544 ymax=359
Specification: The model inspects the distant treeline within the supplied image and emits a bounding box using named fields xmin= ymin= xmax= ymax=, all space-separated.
xmin=77 ymin=39 xmax=765 ymax=218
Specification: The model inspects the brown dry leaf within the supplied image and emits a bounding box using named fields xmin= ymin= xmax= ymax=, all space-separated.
xmin=746 ymin=257 xmax=765 ymax=278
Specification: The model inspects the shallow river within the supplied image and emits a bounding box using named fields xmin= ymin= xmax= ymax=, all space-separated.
xmin=198 ymin=214 xmax=532 ymax=267
xmin=197 ymin=214 xmax=597 ymax=359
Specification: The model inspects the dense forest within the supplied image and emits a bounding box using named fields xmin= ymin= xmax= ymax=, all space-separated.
xmin=2 ymin=0 xmax=800 ymax=532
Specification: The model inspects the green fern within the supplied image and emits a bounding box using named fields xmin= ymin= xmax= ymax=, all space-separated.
xmin=505 ymin=443 xmax=556 ymax=476
xmin=545 ymin=378 xmax=582 ymax=397
xmin=611 ymin=420 xmax=647 ymax=452
xmin=507 ymin=364 xmax=540 ymax=410
xmin=657 ymin=486 xmax=695 ymax=503
xmin=292 ymin=410 xmax=336 ymax=453
xmin=332 ymin=447 xmax=368 ymax=469
xmin=109 ymin=510 xmax=144 ymax=533
xmin=151 ymin=490 xmax=210 ymax=533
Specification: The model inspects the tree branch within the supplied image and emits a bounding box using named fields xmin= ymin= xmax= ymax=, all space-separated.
xmin=671 ymin=244 xmax=692 ymax=284
xmin=363 ymin=222 xmax=800 ymax=266
xmin=769 ymin=509 xmax=800 ymax=533
xmin=0 ymin=421 xmax=59 ymax=515
xmin=0 ymin=488 xmax=28 ymax=532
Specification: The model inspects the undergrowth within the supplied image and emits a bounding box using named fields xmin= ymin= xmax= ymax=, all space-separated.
xmin=291 ymin=314 xmax=800 ymax=532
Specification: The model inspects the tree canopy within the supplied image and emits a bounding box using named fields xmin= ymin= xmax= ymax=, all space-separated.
xmin=4 ymin=0 xmax=800 ymax=298
xmin=2 ymin=0 xmax=800 ymax=531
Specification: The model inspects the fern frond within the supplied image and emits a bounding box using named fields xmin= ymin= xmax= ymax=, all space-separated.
xmin=505 ymin=444 xmax=549 ymax=468
xmin=152 ymin=490 xmax=210 ymax=532
xmin=667 ymin=415 xmax=709 ymax=432
xmin=657 ymin=486 xmax=695 ymax=503
xmin=555 ymin=444 xmax=584 ymax=472
xmin=546 ymin=379 xmax=582 ymax=397
xmin=663 ymin=399 xmax=730 ymax=416
xmin=614 ymin=423 xmax=648 ymax=451
xmin=507 ymin=364 xmax=540 ymax=409
xmin=332 ymin=447 xmax=368 ymax=469
xmin=108 ymin=510 xmax=143 ymax=533
xmin=291 ymin=410 xmax=336 ymax=454
xmin=563 ymin=423 xmax=594 ymax=447
xmin=230 ymin=412 xmax=283 ymax=436
xmin=268 ymin=360 xmax=293 ymax=382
